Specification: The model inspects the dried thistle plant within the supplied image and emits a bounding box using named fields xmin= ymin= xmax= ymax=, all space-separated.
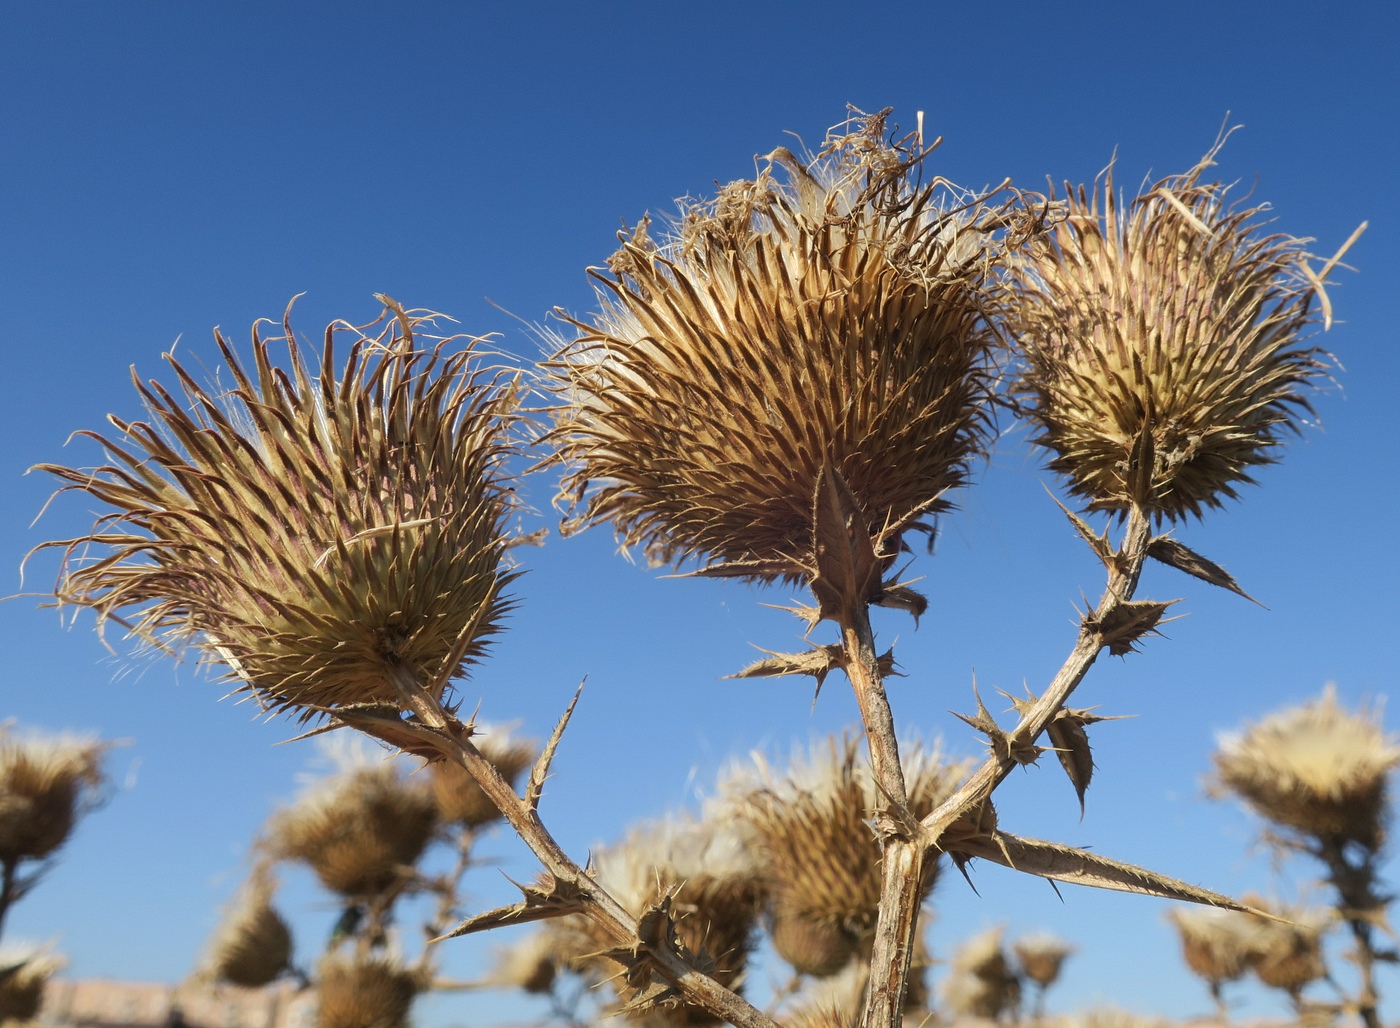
xmin=1013 ymin=932 xmax=1074 ymax=1020
xmin=37 ymin=299 xmax=520 ymax=721
xmin=544 ymin=108 xmax=1008 ymax=580
xmin=1005 ymin=133 xmax=1358 ymax=522
xmin=428 ymin=724 xmax=538 ymax=829
xmin=264 ymin=759 xmax=438 ymax=899
xmin=1239 ymin=897 xmax=1329 ymax=999
xmin=720 ymin=736 xmax=964 ymax=978
xmin=940 ymin=926 xmax=1021 ymax=1022
xmin=1167 ymin=906 xmax=1258 ymax=1021
xmin=199 ymin=866 xmax=293 ymax=988
xmin=315 ymin=951 xmax=424 ymax=1028
xmin=0 ymin=946 xmax=64 ymax=1023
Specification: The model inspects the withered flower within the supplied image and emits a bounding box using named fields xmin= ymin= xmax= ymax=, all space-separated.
xmin=315 ymin=951 xmax=422 ymax=1028
xmin=545 ymin=109 xmax=1009 ymax=580
xmin=200 ymin=866 xmax=293 ymax=988
xmin=1006 ymin=135 xmax=1357 ymax=521
xmin=1013 ymin=932 xmax=1074 ymax=989
xmin=38 ymin=299 xmax=519 ymax=719
xmin=264 ymin=759 xmax=438 ymax=898
xmin=0 ymin=726 xmax=108 ymax=864
xmin=1167 ymin=906 xmax=1258 ymax=988
xmin=1212 ymin=685 xmax=1400 ymax=850
xmin=940 ymin=926 xmax=1021 ymax=1021
xmin=0 ymin=947 xmax=64 ymax=1024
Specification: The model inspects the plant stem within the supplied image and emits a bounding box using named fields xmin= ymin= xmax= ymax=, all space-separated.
xmin=1317 ymin=838 xmax=1384 ymax=1028
xmin=416 ymin=826 xmax=477 ymax=974
xmin=0 ymin=856 xmax=17 ymax=942
xmin=382 ymin=659 xmax=780 ymax=1028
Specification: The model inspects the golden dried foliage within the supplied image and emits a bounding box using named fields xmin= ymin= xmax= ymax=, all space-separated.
xmin=201 ymin=867 xmax=293 ymax=988
xmin=545 ymin=109 xmax=1014 ymax=578
xmin=315 ymin=952 xmax=422 ymax=1028
xmin=1006 ymin=134 xmax=1351 ymax=522
xmin=429 ymin=725 xmax=537 ymax=828
xmin=722 ymin=735 xmax=965 ymax=977
xmin=0 ymin=726 xmax=107 ymax=863
xmin=37 ymin=300 xmax=519 ymax=720
xmin=264 ymin=760 xmax=438 ymax=898
xmin=1212 ymin=685 xmax=1400 ymax=850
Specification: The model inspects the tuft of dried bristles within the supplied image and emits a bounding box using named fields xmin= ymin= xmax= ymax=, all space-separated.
xmin=544 ymin=108 xmax=1016 ymax=579
xmin=37 ymin=299 xmax=520 ymax=720
xmin=428 ymin=724 xmax=538 ymax=828
xmin=315 ymin=951 xmax=423 ymax=1028
xmin=264 ymin=759 xmax=438 ymax=898
xmin=1005 ymin=133 xmax=1352 ymax=522
xmin=1212 ymin=684 xmax=1400 ymax=850
xmin=199 ymin=867 xmax=293 ymax=988
xmin=0 ymin=725 xmax=108 ymax=863
xmin=720 ymin=734 xmax=966 ymax=977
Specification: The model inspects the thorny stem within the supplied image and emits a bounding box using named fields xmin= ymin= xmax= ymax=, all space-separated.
xmin=1316 ymin=838 xmax=1385 ymax=1028
xmin=859 ymin=506 xmax=1153 ymax=1028
xmin=0 ymin=856 xmax=18 ymax=942
xmin=383 ymin=659 xmax=780 ymax=1028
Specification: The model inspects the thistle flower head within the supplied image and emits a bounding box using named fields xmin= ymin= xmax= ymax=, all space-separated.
xmin=941 ymin=926 xmax=1021 ymax=1020
xmin=720 ymin=734 xmax=965 ymax=976
xmin=200 ymin=867 xmax=293 ymax=988
xmin=1239 ymin=896 xmax=1329 ymax=993
xmin=0 ymin=725 xmax=108 ymax=863
xmin=1013 ymin=932 xmax=1074 ymax=988
xmin=545 ymin=109 xmax=1012 ymax=580
xmin=38 ymin=299 xmax=520 ymax=719
xmin=1212 ymin=685 xmax=1399 ymax=850
xmin=264 ymin=758 xmax=438 ymax=897
xmin=1167 ymin=906 xmax=1257 ymax=985
xmin=315 ymin=952 xmax=423 ymax=1028
xmin=1006 ymin=134 xmax=1351 ymax=521
xmin=0 ymin=945 xmax=64 ymax=1024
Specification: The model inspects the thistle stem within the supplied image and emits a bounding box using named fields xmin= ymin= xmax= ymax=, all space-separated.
xmin=1316 ymin=838 xmax=1384 ymax=1028
xmin=382 ymin=659 xmax=780 ymax=1028
xmin=0 ymin=856 xmax=17 ymax=942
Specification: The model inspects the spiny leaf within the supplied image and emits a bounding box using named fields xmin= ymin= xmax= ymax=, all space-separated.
xmin=954 ymin=684 xmax=1008 ymax=755
xmin=527 ymin=680 xmax=585 ymax=812
xmin=809 ymin=462 xmax=883 ymax=625
xmin=1048 ymin=490 xmax=1113 ymax=567
xmin=875 ymin=582 xmax=929 ymax=625
xmin=1086 ymin=599 xmax=1180 ymax=656
xmin=729 ymin=644 xmax=896 ymax=702
xmin=437 ymin=873 xmax=588 ymax=940
xmin=952 ymin=831 xmax=1274 ymax=916
xmin=1148 ymin=536 xmax=1261 ymax=605
xmin=678 ymin=557 xmax=796 ymax=580
xmin=1045 ymin=706 xmax=1134 ymax=817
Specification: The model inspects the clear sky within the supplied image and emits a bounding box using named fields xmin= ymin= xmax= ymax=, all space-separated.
xmin=2 ymin=2 xmax=1396 ymax=1026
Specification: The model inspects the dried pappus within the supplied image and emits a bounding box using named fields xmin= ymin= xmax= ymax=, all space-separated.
xmin=1006 ymin=133 xmax=1358 ymax=522
xmin=315 ymin=951 xmax=423 ymax=1028
xmin=1212 ymin=685 xmax=1400 ymax=850
xmin=545 ymin=108 xmax=1010 ymax=581
xmin=722 ymin=735 xmax=965 ymax=977
xmin=37 ymin=299 xmax=520 ymax=720
xmin=200 ymin=867 xmax=293 ymax=988
xmin=429 ymin=724 xmax=538 ymax=828
xmin=0 ymin=726 xmax=108 ymax=863
xmin=264 ymin=760 xmax=438 ymax=898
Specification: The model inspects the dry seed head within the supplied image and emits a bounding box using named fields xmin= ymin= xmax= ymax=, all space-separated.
xmin=38 ymin=301 xmax=519 ymax=720
xmin=1239 ymin=896 xmax=1329 ymax=993
xmin=720 ymin=734 xmax=965 ymax=975
xmin=429 ymin=724 xmax=537 ymax=828
xmin=545 ymin=109 xmax=1010 ymax=578
xmin=200 ymin=867 xmax=293 ymax=988
xmin=315 ymin=951 xmax=422 ymax=1028
xmin=1167 ymin=906 xmax=1259 ymax=985
xmin=264 ymin=759 xmax=438 ymax=897
xmin=1212 ymin=684 xmax=1400 ymax=849
xmin=0 ymin=726 xmax=108 ymax=863
xmin=1006 ymin=136 xmax=1342 ymax=522
xmin=487 ymin=930 xmax=560 ymax=995
xmin=942 ymin=928 xmax=1021 ymax=1021
xmin=1013 ymin=932 xmax=1074 ymax=988
xmin=0 ymin=946 xmax=64 ymax=1024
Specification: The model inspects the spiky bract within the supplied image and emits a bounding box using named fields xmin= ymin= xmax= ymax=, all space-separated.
xmin=315 ymin=952 xmax=422 ymax=1028
xmin=201 ymin=868 xmax=293 ymax=988
xmin=264 ymin=760 xmax=438 ymax=898
xmin=0 ymin=727 xmax=107 ymax=863
xmin=38 ymin=301 xmax=519 ymax=718
xmin=1212 ymin=685 xmax=1400 ymax=850
xmin=722 ymin=735 xmax=965 ymax=976
xmin=429 ymin=724 xmax=537 ymax=828
xmin=545 ymin=110 xmax=1008 ymax=577
xmin=1006 ymin=138 xmax=1336 ymax=521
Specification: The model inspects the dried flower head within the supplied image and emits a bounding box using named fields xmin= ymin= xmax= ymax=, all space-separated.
xmin=1167 ymin=906 xmax=1258 ymax=986
xmin=722 ymin=735 xmax=965 ymax=976
xmin=0 ymin=726 xmax=108 ymax=863
xmin=1212 ymin=685 xmax=1400 ymax=850
xmin=1240 ymin=896 xmax=1329 ymax=994
xmin=941 ymin=927 xmax=1021 ymax=1020
xmin=315 ymin=952 xmax=422 ymax=1028
xmin=545 ymin=109 xmax=1011 ymax=579
xmin=37 ymin=299 xmax=519 ymax=720
xmin=1006 ymin=134 xmax=1354 ymax=521
xmin=200 ymin=867 xmax=293 ymax=988
xmin=0 ymin=946 xmax=64 ymax=1024
xmin=429 ymin=724 xmax=537 ymax=828
xmin=264 ymin=759 xmax=438 ymax=897
xmin=1013 ymin=932 xmax=1074 ymax=989
xmin=486 ymin=930 xmax=561 ymax=995
xmin=581 ymin=816 xmax=767 ymax=1023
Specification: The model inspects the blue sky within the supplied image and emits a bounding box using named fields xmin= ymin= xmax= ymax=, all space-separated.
xmin=2 ymin=2 xmax=1396 ymax=1024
